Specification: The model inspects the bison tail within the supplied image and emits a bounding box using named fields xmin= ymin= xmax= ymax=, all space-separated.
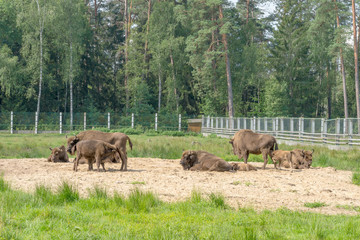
xmin=127 ymin=136 xmax=133 ymax=150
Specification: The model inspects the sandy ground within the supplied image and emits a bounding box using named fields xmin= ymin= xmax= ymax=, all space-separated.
xmin=0 ymin=157 xmax=360 ymax=215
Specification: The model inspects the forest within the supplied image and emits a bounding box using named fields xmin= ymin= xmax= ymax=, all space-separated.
xmin=0 ymin=0 xmax=359 ymax=119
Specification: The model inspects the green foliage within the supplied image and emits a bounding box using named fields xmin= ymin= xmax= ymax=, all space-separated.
xmin=304 ymin=202 xmax=327 ymax=208
xmin=352 ymin=172 xmax=360 ymax=186
xmin=56 ymin=181 xmax=79 ymax=203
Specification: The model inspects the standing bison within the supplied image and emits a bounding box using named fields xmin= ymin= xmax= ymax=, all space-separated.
xmin=180 ymin=150 xmax=256 ymax=172
xmin=67 ymin=130 xmax=132 ymax=171
xmin=73 ymin=140 xmax=125 ymax=172
xmin=229 ymin=129 xmax=278 ymax=169
xmin=47 ymin=145 xmax=69 ymax=163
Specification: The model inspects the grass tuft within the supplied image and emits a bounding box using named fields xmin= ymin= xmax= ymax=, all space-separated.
xmin=56 ymin=181 xmax=79 ymax=203
xmin=0 ymin=175 xmax=10 ymax=192
xmin=126 ymin=188 xmax=161 ymax=212
xmin=352 ymin=172 xmax=360 ymax=186
xmin=304 ymin=202 xmax=327 ymax=208
xmin=88 ymin=185 xmax=108 ymax=199
xmin=208 ymin=193 xmax=228 ymax=209
xmin=34 ymin=184 xmax=55 ymax=204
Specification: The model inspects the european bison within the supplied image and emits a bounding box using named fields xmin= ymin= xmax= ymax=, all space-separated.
xmin=67 ymin=130 xmax=133 ymax=171
xmin=272 ymin=149 xmax=314 ymax=169
xmin=229 ymin=129 xmax=278 ymax=169
xmin=47 ymin=145 xmax=69 ymax=163
xmin=291 ymin=149 xmax=314 ymax=169
xmin=73 ymin=140 xmax=125 ymax=172
xmin=180 ymin=150 xmax=256 ymax=172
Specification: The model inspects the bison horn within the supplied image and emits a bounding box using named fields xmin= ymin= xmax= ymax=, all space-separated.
xmin=311 ymin=149 xmax=314 ymax=154
xmin=49 ymin=147 xmax=52 ymax=151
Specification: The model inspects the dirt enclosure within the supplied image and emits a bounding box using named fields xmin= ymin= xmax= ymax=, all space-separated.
xmin=0 ymin=157 xmax=360 ymax=215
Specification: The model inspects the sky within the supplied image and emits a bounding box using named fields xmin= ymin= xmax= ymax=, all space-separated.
xmin=228 ymin=0 xmax=276 ymax=17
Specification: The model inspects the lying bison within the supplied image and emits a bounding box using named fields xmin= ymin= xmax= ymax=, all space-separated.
xmin=180 ymin=150 xmax=256 ymax=172
xmin=73 ymin=140 xmax=125 ymax=172
xmin=272 ymin=149 xmax=314 ymax=169
xmin=67 ymin=130 xmax=132 ymax=171
xmin=229 ymin=129 xmax=278 ymax=169
xmin=47 ymin=145 xmax=69 ymax=163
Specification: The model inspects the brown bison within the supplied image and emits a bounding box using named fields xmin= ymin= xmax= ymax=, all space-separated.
xmin=73 ymin=140 xmax=126 ymax=172
xmin=229 ymin=129 xmax=278 ymax=169
xmin=291 ymin=149 xmax=314 ymax=169
xmin=47 ymin=145 xmax=69 ymax=163
xmin=67 ymin=130 xmax=133 ymax=171
xmin=180 ymin=150 xmax=256 ymax=172
xmin=272 ymin=149 xmax=314 ymax=169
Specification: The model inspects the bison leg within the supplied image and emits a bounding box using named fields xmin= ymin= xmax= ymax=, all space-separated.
xmin=101 ymin=163 xmax=106 ymax=172
xmin=261 ymin=150 xmax=269 ymax=169
xmin=243 ymin=151 xmax=249 ymax=164
xmin=74 ymin=153 xmax=81 ymax=172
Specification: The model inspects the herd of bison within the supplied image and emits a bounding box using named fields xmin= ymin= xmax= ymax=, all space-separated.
xmin=47 ymin=129 xmax=314 ymax=172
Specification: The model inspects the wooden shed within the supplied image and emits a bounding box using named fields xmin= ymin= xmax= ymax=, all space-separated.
xmin=187 ymin=119 xmax=202 ymax=132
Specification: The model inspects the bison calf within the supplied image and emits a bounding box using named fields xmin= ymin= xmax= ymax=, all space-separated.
xmin=47 ymin=145 xmax=69 ymax=163
xmin=181 ymin=150 xmax=240 ymax=172
xmin=73 ymin=140 xmax=125 ymax=172
xmin=272 ymin=149 xmax=314 ymax=170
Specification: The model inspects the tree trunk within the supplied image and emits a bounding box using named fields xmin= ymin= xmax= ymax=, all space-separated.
xmin=219 ymin=5 xmax=234 ymax=118
xmin=143 ymin=0 xmax=151 ymax=81
xmin=352 ymin=0 xmax=360 ymax=130
xmin=334 ymin=0 xmax=348 ymax=128
xmin=246 ymin=0 xmax=249 ymax=24
xmin=170 ymin=51 xmax=179 ymax=113
xmin=124 ymin=0 xmax=129 ymax=114
xmin=69 ymin=39 xmax=73 ymax=129
xmin=158 ymin=62 xmax=162 ymax=112
xmin=35 ymin=0 xmax=44 ymax=126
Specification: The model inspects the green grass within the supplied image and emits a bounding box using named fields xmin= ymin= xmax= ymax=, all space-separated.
xmin=352 ymin=172 xmax=360 ymax=186
xmin=0 ymin=178 xmax=360 ymax=239
xmin=304 ymin=202 xmax=327 ymax=208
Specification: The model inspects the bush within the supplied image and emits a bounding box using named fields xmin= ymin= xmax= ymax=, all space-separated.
xmin=161 ymin=131 xmax=185 ymax=137
xmin=352 ymin=172 xmax=360 ymax=186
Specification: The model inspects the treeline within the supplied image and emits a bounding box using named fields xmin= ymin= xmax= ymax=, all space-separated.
xmin=0 ymin=0 xmax=358 ymax=119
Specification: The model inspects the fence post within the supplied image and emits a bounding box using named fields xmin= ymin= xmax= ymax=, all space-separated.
xmin=323 ymin=119 xmax=327 ymax=144
xmin=226 ymin=117 xmax=229 ymax=129
xmin=272 ymin=118 xmax=275 ymax=134
xmin=202 ymin=115 xmax=205 ymax=128
xmin=155 ymin=113 xmax=158 ymax=131
xmin=290 ymin=118 xmax=294 ymax=132
xmin=251 ymin=117 xmax=254 ymax=131
xmin=264 ymin=118 xmax=267 ymax=132
xmin=280 ymin=118 xmax=284 ymax=132
xmin=216 ymin=117 xmax=219 ymax=129
xmin=257 ymin=118 xmax=261 ymax=132
xmin=237 ymin=118 xmax=240 ymax=130
xmin=84 ymin=112 xmax=86 ymax=131
xmin=211 ymin=117 xmax=214 ymax=129
xmin=298 ymin=118 xmax=301 ymax=140
xmin=131 ymin=113 xmax=134 ymax=128
xmin=179 ymin=114 xmax=182 ymax=131
xmin=349 ymin=120 xmax=353 ymax=145
xmin=60 ymin=112 xmax=62 ymax=134
xmin=221 ymin=117 xmax=224 ymax=129
xmin=311 ymin=119 xmax=315 ymax=134
xmin=10 ymin=111 xmax=13 ymax=134
xmin=275 ymin=117 xmax=279 ymax=136
xmin=108 ymin=112 xmax=111 ymax=130
xmin=35 ymin=112 xmax=38 ymax=134
xmin=230 ymin=116 xmax=234 ymax=130
xmin=207 ymin=115 xmax=210 ymax=128
xmin=343 ymin=118 xmax=347 ymax=137
xmin=336 ymin=118 xmax=340 ymax=145
xmin=244 ymin=118 xmax=247 ymax=129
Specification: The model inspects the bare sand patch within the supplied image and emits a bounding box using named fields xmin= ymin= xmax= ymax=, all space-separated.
xmin=0 ymin=157 xmax=359 ymax=215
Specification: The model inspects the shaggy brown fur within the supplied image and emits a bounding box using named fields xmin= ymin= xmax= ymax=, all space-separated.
xmin=67 ymin=130 xmax=132 ymax=171
xmin=180 ymin=150 xmax=238 ymax=172
xmin=47 ymin=145 xmax=69 ymax=163
xmin=73 ymin=140 xmax=126 ymax=172
xmin=232 ymin=162 xmax=257 ymax=171
xmin=229 ymin=129 xmax=278 ymax=169
xmin=272 ymin=150 xmax=292 ymax=169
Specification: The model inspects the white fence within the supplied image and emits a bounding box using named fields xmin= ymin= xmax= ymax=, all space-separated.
xmin=201 ymin=116 xmax=360 ymax=147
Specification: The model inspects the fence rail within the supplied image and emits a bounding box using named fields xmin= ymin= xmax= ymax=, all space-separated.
xmin=0 ymin=112 xmax=191 ymax=134
xmin=201 ymin=116 xmax=360 ymax=147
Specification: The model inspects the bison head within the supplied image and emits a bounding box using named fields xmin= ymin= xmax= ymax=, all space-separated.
xmin=67 ymin=135 xmax=80 ymax=154
xmin=180 ymin=150 xmax=198 ymax=170
xmin=49 ymin=145 xmax=66 ymax=162
xmin=302 ymin=149 xmax=314 ymax=168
